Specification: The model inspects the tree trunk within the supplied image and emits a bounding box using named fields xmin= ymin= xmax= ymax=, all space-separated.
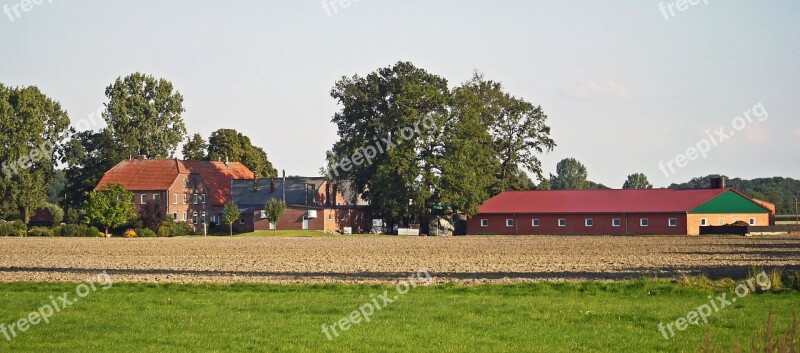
xmin=229 ymin=224 xmax=232 ymax=236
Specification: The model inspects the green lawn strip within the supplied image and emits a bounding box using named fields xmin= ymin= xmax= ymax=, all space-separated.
xmin=0 ymin=281 xmax=796 ymax=352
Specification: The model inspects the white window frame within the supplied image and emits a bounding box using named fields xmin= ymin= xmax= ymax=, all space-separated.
xmin=700 ymin=218 xmax=708 ymax=226
xmin=173 ymin=194 xmax=178 ymax=205
xmin=558 ymin=219 xmax=566 ymax=227
xmin=668 ymin=218 xmax=677 ymax=227
xmin=506 ymin=219 xmax=514 ymax=227
xmin=183 ymin=212 xmax=187 ymax=221
xmin=173 ymin=212 xmax=178 ymax=220
xmin=193 ymin=212 xmax=198 ymax=225
xmin=585 ymin=218 xmax=593 ymax=227
xmin=749 ymin=218 xmax=756 ymax=226
xmin=480 ymin=219 xmax=488 ymax=227
xmin=640 ymin=218 xmax=649 ymax=227
xmin=140 ymin=194 xmax=146 ymax=205
xmin=612 ymin=218 xmax=621 ymax=227
xmin=183 ymin=179 xmax=187 ymax=188
xmin=239 ymin=218 xmax=245 ymax=225
xmin=531 ymin=219 xmax=540 ymax=227
xmin=201 ymin=212 xmax=206 ymax=224
xmin=201 ymin=193 xmax=206 ymax=204
xmin=153 ymin=194 xmax=158 ymax=201
xmin=193 ymin=193 xmax=198 ymax=205
xmin=183 ymin=194 xmax=188 ymax=204
xmin=260 ymin=210 xmax=267 ymax=219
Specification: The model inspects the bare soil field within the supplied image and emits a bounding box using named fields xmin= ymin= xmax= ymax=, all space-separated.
xmin=1 ymin=235 xmax=798 ymax=284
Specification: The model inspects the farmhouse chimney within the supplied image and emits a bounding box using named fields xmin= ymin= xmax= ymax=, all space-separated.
xmin=711 ymin=177 xmax=726 ymax=189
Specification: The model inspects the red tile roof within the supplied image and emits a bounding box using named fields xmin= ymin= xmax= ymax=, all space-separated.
xmin=95 ymin=159 xmax=187 ymax=191
xmin=184 ymin=161 xmax=254 ymax=206
xmin=478 ymin=188 xmax=729 ymax=214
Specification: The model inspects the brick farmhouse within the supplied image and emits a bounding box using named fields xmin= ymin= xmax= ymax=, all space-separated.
xmin=467 ymin=187 xmax=774 ymax=236
xmin=94 ymin=157 xmax=253 ymax=229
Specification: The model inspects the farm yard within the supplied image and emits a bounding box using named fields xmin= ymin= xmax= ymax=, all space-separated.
xmin=1 ymin=235 xmax=799 ymax=284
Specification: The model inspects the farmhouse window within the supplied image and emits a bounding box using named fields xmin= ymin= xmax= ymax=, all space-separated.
xmin=193 ymin=212 xmax=198 ymax=225
xmin=749 ymin=218 xmax=756 ymax=226
xmin=193 ymin=194 xmax=198 ymax=204
xmin=531 ymin=219 xmax=540 ymax=227
xmin=640 ymin=218 xmax=649 ymax=227
xmin=173 ymin=194 xmax=178 ymax=205
xmin=612 ymin=218 xmax=621 ymax=227
xmin=183 ymin=194 xmax=188 ymax=204
xmin=558 ymin=219 xmax=566 ymax=227
xmin=506 ymin=219 xmax=514 ymax=227
xmin=700 ymin=218 xmax=708 ymax=226
xmin=585 ymin=218 xmax=593 ymax=227
xmin=480 ymin=219 xmax=488 ymax=227
xmin=183 ymin=212 xmax=187 ymax=221
xmin=201 ymin=212 xmax=206 ymax=224
xmin=173 ymin=212 xmax=178 ymax=220
xmin=140 ymin=194 xmax=146 ymax=205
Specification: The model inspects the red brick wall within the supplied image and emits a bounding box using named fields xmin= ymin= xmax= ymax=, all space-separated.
xmin=467 ymin=213 xmax=688 ymax=235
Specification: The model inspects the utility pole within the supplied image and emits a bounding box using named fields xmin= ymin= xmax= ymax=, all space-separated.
xmin=795 ymin=197 xmax=798 ymax=225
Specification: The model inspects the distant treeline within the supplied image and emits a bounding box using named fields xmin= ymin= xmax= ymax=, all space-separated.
xmin=669 ymin=175 xmax=800 ymax=215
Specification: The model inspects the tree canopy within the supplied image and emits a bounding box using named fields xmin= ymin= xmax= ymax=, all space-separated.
xmin=103 ymin=72 xmax=186 ymax=158
xmin=550 ymin=158 xmax=588 ymax=190
xmin=325 ymin=62 xmax=556 ymax=221
xmin=206 ymin=129 xmax=277 ymax=179
xmin=623 ymin=173 xmax=653 ymax=189
xmin=669 ymin=175 xmax=800 ymax=214
xmin=83 ymin=183 xmax=136 ymax=234
xmin=182 ymin=133 xmax=207 ymax=160
xmin=0 ymin=84 xmax=70 ymax=222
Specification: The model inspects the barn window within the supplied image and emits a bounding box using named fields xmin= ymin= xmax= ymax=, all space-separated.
xmin=612 ymin=218 xmax=621 ymax=227
xmin=506 ymin=219 xmax=514 ymax=227
xmin=480 ymin=219 xmax=488 ymax=227
xmin=239 ymin=218 xmax=245 ymax=225
xmin=668 ymin=218 xmax=677 ymax=227
xmin=260 ymin=210 xmax=267 ymax=219
xmin=585 ymin=218 xmax=593 ymax=227
xmin=749 ymin=218 xmax=756 ymax=226
xmin=558 ymin=219 xmax=566 ymax=227
xmin=700 ymin=218 xmax=708 ymax=226
xmin=531 ymin=219 xmax=540 ymax=227
xmin=640 ymin=218 xmax=649 ymax=227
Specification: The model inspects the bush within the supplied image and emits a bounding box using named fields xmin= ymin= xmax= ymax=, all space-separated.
xmin=27 ymin=227 xmax=54 ymax=237
xmin=171 ymin=222 xmax=195 ymax=237
xmin=0 ymin=221 xmax=27 ymax=237
xmin=124 ymin=229 xmax=137 ymax=238
xmin=136 ymin=228 xmax=156 ymax=238
xmin=88 ymin=226 xmax=102 ymax=237
xmin=54 ymin=224 xmax=91 ymax=237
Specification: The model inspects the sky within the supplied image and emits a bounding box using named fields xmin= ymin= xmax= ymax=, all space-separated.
xmin=2 ymin=0 xmax=799 ymax=188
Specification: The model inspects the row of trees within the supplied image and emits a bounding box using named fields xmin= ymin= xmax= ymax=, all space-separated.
xmin=2 ymin=73 xmax=278 ymax=225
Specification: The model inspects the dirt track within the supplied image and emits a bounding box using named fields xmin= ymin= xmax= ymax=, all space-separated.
xmin=1 ymin=235 xmax=799 ymax=284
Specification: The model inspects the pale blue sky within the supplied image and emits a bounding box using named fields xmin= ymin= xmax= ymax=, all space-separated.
xmin=2 ymin=0 xmax=798 ymax=187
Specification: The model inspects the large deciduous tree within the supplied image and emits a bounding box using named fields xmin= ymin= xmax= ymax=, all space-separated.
xmin=206 ymin=129 xmax=277 ymax=179
xmin=550 ymin=158 xmax=589 ymax=190
xmin=623 ymin=173 xmax=653 ymax=189
xmin=327 ymin=62 xmax=450 ymax=223
xmin=0 ymin=84 xmax=70 ymax=222
xmin=103 ymin=72 xmax=186 ymax=158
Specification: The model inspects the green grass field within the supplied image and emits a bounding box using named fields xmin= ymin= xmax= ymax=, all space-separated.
xmin=1 ymin=281 xmax=798 ymax=352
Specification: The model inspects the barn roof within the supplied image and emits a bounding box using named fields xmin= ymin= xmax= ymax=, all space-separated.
xmin=478 ymin=188 xmax=733 ymax=214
